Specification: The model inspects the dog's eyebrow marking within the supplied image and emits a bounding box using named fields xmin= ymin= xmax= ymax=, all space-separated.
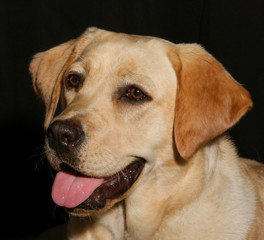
xmin=65 ymin=62 xmax=87 ymax=77
xmin=117 ymin=68 xmax=155 ymax=91
xmin=113 ymin=69 xmax=155 ymax=104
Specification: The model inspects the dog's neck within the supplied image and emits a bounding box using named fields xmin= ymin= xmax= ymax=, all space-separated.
xmin=66 ymin=135 xmax=256 ymax=240
xmin=123 ymin=135 xmax=256 ymax=240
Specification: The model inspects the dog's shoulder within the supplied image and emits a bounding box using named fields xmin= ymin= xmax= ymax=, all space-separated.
xmin=241 ymin=158 xmax=264 ymax=214
xmin=241 ymin=158 xmax=264 ymax=197
xmin=241 ymin=158 xmax=264 ymax=240
xmin=242 ymin=158 xmax=264 ymax=188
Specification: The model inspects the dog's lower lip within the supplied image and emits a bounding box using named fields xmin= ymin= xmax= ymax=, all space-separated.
xmin=66 ymin=158 xmax=145 ymax=212
xmin=59 ymin=163 xmax=89 ymax=177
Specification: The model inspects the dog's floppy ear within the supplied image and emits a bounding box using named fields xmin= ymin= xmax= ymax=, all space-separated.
xmin=30 ymin=27 xmax=99 ymax=130
xmin=30 ymin=40 xmax=76 ymax=130
xmin=168 ymin=44 xmax=253 ymax=160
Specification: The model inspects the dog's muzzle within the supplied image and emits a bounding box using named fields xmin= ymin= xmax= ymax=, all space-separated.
xmin=51 ymin=159 xmax=145 ymax=214
xmin=46 ymin=119 xmax=145 ymax=214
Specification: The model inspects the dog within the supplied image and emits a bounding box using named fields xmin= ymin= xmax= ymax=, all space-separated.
xmin=30 ymin=27 xmax=264 ymax=239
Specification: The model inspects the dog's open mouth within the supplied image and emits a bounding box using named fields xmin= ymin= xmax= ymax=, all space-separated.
xmin=51 ymin=159 xmax=145 ymax=211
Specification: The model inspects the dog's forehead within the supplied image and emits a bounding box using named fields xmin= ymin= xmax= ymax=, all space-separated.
xmin=70 ymin=33 xmax=176 ymax=90
xmin=63 ymin=32 xmax=177 ymax=104
xmin=78 ymin=34 xmax=169 ymax=70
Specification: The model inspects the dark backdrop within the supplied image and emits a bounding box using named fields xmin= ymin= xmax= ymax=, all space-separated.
xmin=1 ymin=0 xmax=264 ymax=238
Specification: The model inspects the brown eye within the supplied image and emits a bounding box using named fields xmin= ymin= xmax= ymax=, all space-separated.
xmin=66 ymin=74 xmax=81 ymax=88
xmin=126 ymin=87 xmax=146 ymax=101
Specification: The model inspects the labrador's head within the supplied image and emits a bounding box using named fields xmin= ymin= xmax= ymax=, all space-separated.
xmin=30 ymin=28 xmax=252 ymax=216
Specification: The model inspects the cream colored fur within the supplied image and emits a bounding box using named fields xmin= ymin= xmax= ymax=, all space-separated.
xmin=30 ymin=28 xmax=264 ymax=240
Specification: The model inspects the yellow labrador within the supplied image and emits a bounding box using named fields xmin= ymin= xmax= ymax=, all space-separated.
xmin=30 ymin=28 xmax=264 ymax=240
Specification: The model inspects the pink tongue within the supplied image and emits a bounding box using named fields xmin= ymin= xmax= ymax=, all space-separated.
xmin=52 ymin=171 xmax=104 ymax=208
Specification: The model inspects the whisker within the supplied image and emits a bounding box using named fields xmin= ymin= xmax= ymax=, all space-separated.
xmin=52 ymin=204 xmax=69 ymax=224
xmin=49 ymin=165 xmax=56 ymax=179
xmin=35 ymin=152 xmax=47 ymax=173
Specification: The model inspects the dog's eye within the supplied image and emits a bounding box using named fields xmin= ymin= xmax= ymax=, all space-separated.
xmin=66 ymin=74 xmax=82 ymax=89
xmin=126 ymin=87 xmax=146 ymax=101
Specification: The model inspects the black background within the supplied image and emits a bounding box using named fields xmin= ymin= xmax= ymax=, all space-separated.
xmin=1 ymin=0 xmax=264 ymax=238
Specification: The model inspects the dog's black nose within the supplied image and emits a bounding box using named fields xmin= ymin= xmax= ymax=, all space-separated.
xmin=47 ymin=119 xmax=84 ymax=153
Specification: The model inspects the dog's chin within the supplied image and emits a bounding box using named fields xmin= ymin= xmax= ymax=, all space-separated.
xmin=59 ymin=159 xmax=145 ymax=217
xmin=65 ymin=197 xmax=123 ymax=216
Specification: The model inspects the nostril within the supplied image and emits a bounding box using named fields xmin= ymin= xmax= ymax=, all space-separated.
xmin=46 ymin=119 xmax=84 ymax=151
xmin=62 ymin=134 xmax=69 ymax=144
xmin=59 ymin=128 xmax=80 ymax=146
xmin=61 ymin=133 xmax=70 ymax=146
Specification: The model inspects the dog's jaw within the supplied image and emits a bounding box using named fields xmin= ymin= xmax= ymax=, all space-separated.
xmin=51 ymin=158 xmax=145 ymax=216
